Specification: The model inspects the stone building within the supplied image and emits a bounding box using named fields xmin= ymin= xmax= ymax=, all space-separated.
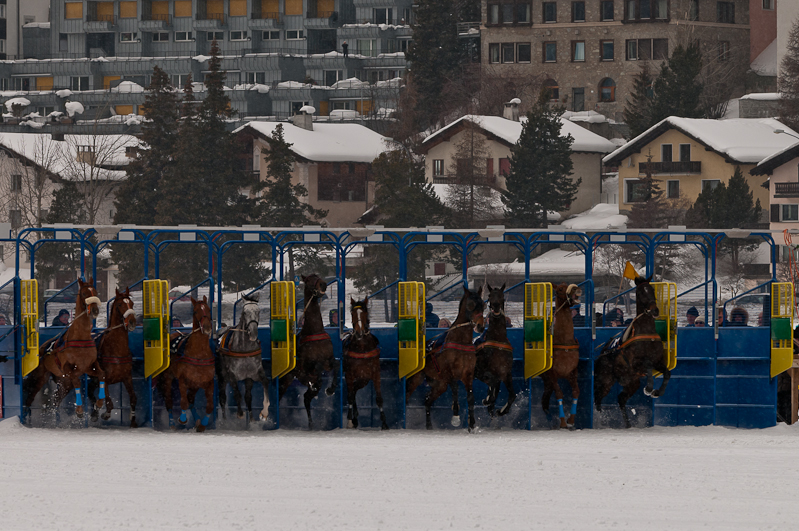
xmin=480 ymin=0 xmax=750 ymax=119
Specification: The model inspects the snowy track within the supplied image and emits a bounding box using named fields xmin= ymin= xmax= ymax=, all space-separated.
xmin=1 ymin=418 xmax=797 ymax=530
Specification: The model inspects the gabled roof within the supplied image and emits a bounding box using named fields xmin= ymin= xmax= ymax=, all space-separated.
xmin=751 ymin=140 xmax=799 ymax=176
xmin=603 ymin=117 xmax=798 ymax=166
xmin=419 ymin=114 xmax=616 ymax=154
xmin=234 ymin=121 xmax=390 ymax=163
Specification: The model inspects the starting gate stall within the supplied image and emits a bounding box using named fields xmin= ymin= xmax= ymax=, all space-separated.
xmin=523 ymin=282 xmax=553 ymax=381
xmin=770 ymin=282 xmax=794 ymax=379
xmin=0 ymin=222 xmax=21 ymax=417
xmin=270 ymin=280 xmax=296 ymax=379
xmin=142 ymin=279 xmax=170 ymax=379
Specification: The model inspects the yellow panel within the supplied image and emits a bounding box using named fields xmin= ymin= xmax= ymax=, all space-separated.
xmin=21 ymin=280 xmax=39 ymax=377
xmin=398 ymin=281 xmax=425 ymax=378
xmin=285 ymin=0 xmax=302 ymax=15
xmin=230 ymin=0 xmax=246 ymax=16
xmin=120 ymin=1 xmax=137 ymax=18
xmin=318 ymin=0 xmax=334 ymax=14
xmin=175 ymin=0 xmax=192 ymax=17
xmin=271 ymin=281 xmax=296 ymax=378
xmin=771 ymin=282 xmax=794 ymax=378
xmin=65 ymin=2 xmax=83 ymax=19
xmin=36 ymin=77 xmax=54 ymax=91
xmin=319 ymin=101 xmax=329 ymax=116
xmin=103 ymin=75 xmax=121 ymax=89
xmin=138 ymin=106 xmax=146 ymax=115
xmin=97 ymin=2 xmax=114 ymax=17
xmin=652 ymin=282 xmax=678 ymax=373
xmin=524 ymin=282 xmax=553 ymax=379
xmin=262 ymin=0 xmax=279 ymax=15
xmin=116 ymin=105 xmax=134 ymax=115
xmin=208 ymin=0 xmax=224 ymax=15
xmin=152 ymin=1 xmax=169 ymax=15
xmin=143 ymin=279 xmax=170 ymax=378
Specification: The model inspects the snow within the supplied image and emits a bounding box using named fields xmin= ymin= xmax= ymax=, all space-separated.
xmin=192 ymin=55 xmax=212 ymax=62
xmin=562 ymin=110 xmax=608 ymax=124
xmin=740 ymin=92 xmax=781 ymax=101
xmin=328 ymin=109 xmax=360 ymax=119
xmin=561 ymin=203 xmax=628 ymax=231
xmin=754 ymin=140 xmax=799 ymax=172
xmin=55 ymin=89 xmax=72 ymax=98
xmin=605 ymin=117 xmax=799 ymax=164
xmin=110 ymin=81 xmax=144 ymax=94
xmin=22 ymin=22 xmax=50 ymax=28
xmin=721 ymin=97 xmax=740 ymax=119
xmin=4 ymin=97 xmax=30 ymax=111
xmin=231 ymin=83 xmax=270 ymax=94
xmin=235 ymin=121 xmax=389 ymax=163
xmin=3 ymin=418 xmax=798 ymax=529
xmin=508 ymin=97 xmax=521 ymax=105
xmin=65 ymin=101 xmax=84 ymax=117
xmin=423 ymin=115 xmax=617 ymax=154
xmin=375 ymin=77 xmax=402 ymax=88
xmin=277 ymin=80 xmax=312 ymax=89
xmin=751 ymin=39 xmax=778 ymax=77
xmin=331 ymin=77 xmax=369 ymax=89
xmin=470 ymin=248 xmax=586 ymax=276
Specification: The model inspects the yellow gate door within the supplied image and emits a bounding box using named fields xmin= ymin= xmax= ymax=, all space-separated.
xmin=143 ymin=279 xmax=170 ymax=378
xmin=652 ymin=282 xmax=678 ymax=372
xmin=770 ymin=282 xmax=794 ymax=378
xmin=271 ymin=281 xmax=296 ymax=378
xmin=20 ymin=279 xmax=39 ymax=376
xmin=398 ymin=281 xmax=425 ymax=378
xmin=524 ymin=282 xmax=553 ymax=379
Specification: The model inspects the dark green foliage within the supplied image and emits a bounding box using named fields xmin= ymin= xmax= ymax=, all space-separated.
xmin=624 ymin=65 xmax=655 ymax=138
xmin=686 ymin=167 xmax=761 ymax=230
xmin=503 ymin=96 xmax=578 ymax=228
xmin=649 ymin=44 xmax=704 ymax=126
xmin=779 ymin=17 xmax=799 ymax=132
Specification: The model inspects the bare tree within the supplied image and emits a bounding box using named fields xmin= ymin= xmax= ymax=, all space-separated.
xmin=445 ymin=120 xmax=499 ymax=228
xmin=0 ymin=135 xmax=61 ymax=231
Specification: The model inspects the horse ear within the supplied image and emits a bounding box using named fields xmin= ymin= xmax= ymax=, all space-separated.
xmin=125 ymin=287 xmax=130 ymax=296
xmin=646 ymin=274 xmax=653 ymax=283
xmin=486 ymin=282 xmax=493 ymax=293
xmin=301 ymin=274 xmax=307 ymax=282
xmin=634 ymin=276 xmax=643 ymax=285
xmin=203 ymin=295 xmax=208 ymax=304
xmin=115 ymin=287 xmax=121 ymax=296
xmin=364 ymin=295 xmax=368 ymax=303
xmin=500 ymin=283 xmax=505 ymax=292
xmin=350 ymin=297 xmax=356 ymax=306
xmin=190 ymin=296 xmax=197 ymax=304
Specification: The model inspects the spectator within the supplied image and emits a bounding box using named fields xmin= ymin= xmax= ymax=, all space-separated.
xmin=571 ymin=304 xmax=583 ymax=327
xmin=328 ymin=309 xmax=339 ymax=327
xmin=695 ymin=317 xmax=706 ymax=327
xmin=51 ymin=309 xmax=70 ymax=327
xmin=172 ymin=316 xmax=183 ymax=328
xmin=757 ymin=312 xmax=766 ymax=327
xmin=606 ymin=308 xmax=624 ymax=327
xmin=686 ymin=306 xmax=699 ymax=327
xmin=717 ymin=307 xmax=727 ymax=327
xmin=342 ymin=41 xmax=348 ymax=58
xmin=438 ymin=318 xmax=451 ymax=328
xmin=0 ymin=314 xmax=7 ymax=326
xmin=505 ymin=315 xmax=513 ymax=328
xmin=425 ymin=302 xmax=440 ymax=329
xmin=729 ymin=307 xmax=749 ymax=327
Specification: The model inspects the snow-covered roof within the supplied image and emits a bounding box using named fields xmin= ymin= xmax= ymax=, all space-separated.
xmin=235 ymin=121 xmax=390 ymax=163
xmin=561 ymin=203 xmax=627 ymax=231
xmin=110 ymin=81 xmax=144 ymax=94
xmin=604 ymin=117 xmax=799 ymax=165
xmin=468 ymin=248 xmax=586 ymax=277
xmin=740 ymin=92 xmax=780 ymax=101
xmin=562 ymin=110 xmax=608 ymax=124
xmin=751 ymin=39 xmax=777 ymax=77
xmin=751 ymin=140 xmax=799 ymax=176
xmin=421 ymin=115 xmax=616 ymax=154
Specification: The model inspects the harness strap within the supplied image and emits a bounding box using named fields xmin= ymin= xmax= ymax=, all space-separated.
xmin=553 ymin=344 xmax=580 ymax=351
xmin=219 ymin=347 xmax=262 ymax=358
xmin=619 ymin=334 xmax=661 ymax=349
xmin=433 ymin=341 xmax=476 ymax=354
xmin=300 ymin=332 xmax=331 ymax=344
xmin=178 ymin=355 xmax=216 ymax=367
xmin=98 ymin=354 xmax=133 ymax=365
xmin=53 ymin=339 xmax=96 ymax=353
xmin=346 ymin=348 xmax=380 ymax=359
xmin=477 ymin=340 xmax=513 ymax=352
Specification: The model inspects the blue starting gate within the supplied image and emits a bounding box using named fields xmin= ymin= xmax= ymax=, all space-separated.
xmin=2 ymin=224 xmax=794 ymax=430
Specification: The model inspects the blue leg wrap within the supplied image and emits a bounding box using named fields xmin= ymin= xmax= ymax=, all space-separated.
xmin=168 ymin=411 xmax=175 ymax=427
xmin=557 ymin=398 xmax=564 ymax=418
xmin=201 ymin=415 xmax=210 ymax=427
xmin=571 ymin=398 xmax=578 ymax=416
xmin=99 ymin=382 xmax=106 ymax=400
xmin=179 ymin=410 xmax=189 ymax=423
xmin=75 ymin=389 xmax=82 ymax=407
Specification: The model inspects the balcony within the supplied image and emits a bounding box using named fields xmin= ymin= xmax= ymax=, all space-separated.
xmin=248 ymin=12 xmax=282 ymax=29
xmin=638 ymin=161 xmax=701 ymax=174
xmin=140 ymin=13 xmax=172 ymax=30
xmin=305 ymin=10 xmax=340 ymax=28
xmin=193 ymin=13 xmax=226 ymax=28
xmin=85 ymin=14 xmax=116 ymax=31
xmin=775 ymin=182 xmax=799 ymax=198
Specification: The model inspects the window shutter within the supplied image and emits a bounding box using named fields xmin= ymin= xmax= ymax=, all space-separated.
xmin=771 ymin=204 xmax=780 ymax=223
xmin=486 ymin=157 xmax=493 ymax=178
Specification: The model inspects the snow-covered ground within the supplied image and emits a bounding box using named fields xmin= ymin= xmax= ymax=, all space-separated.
xmin=1 ymin=417 xmax=798 ymax=530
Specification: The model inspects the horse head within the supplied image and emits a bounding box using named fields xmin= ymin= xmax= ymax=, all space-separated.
xmin=555 ymin=283 xmax=582 ymax=309
xmin=78 ymin=277 xmax=101 ymax=320
xmin=240 ymin=295 xmax=261 ymax=342
xmin=485 ymin=283 xmax=506 ymax=319
xmin=461 ymin=286 xmax=485 ymax=333
xmin=350 ymin=296 xmax=369 ymax=340
xmin=191 ymin=295 xmax=213 ymax=336
xmin=114 ymin=286 xmax=137 ymax=332
xmin=634 ymin=275 xmax=659 ymax=317
xmin=301 ymin=274 xmax=327 ymax=302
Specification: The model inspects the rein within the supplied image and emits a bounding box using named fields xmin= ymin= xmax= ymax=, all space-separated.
xmin=477 ymin=340 xmax=513 ymax=352
xmin=300 ymin=332 xmax=331 ymax=344
xmin=346 ymin=347 xmax=380 ymax=359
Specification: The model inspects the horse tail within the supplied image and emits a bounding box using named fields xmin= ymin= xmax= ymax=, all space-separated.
xmin=593 ymin=351 xmax=614 ymax=410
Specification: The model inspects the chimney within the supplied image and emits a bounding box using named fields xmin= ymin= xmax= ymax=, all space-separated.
xmin=291 ymin=105 xmax=315 ymax=131
xmin=503 ymin=98 xmax=521 ymax=121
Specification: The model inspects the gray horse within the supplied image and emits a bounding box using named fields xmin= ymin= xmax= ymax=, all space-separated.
xmin=216 ymin=293 xmax=270 ymax=421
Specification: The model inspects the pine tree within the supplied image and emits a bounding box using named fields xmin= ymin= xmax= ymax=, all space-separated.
xmin=503 ymin=96 xmax=578 ymax=228
xmin=445 ymin=121 xmax=497 ymax=228
xmin=779 ymin=16 xmax=799 ymax=132
xmin=649 ymin=44 xmax=704 ymax=126
xmin=624 ymin=65 xmax=655 ymax=138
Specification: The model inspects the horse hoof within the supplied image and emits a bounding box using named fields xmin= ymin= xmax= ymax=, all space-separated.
xmin=130 ymin=420 xmax=138 ymax=429
xmin=482 ymin=397 xmax=490 ymax=406
xmin=75 ymin=407 xmax=84 ymax=418
xmin=90 ymin=411 xmax=99 ymax=422
xmin=450 ymin=415 xmax=460 ymax=427
xmin=259 ymin=412 xmax=268 ymax=422
xmin=237 ymin=411 xmax=244 ymax=420
xmin=381 ymin=423 xmax=389 ymax=431
xmin=196 ymin=421 xmax=206 ymax=433
xmin=643 ymin=388 xmax=653 ymax=397
xmin=347 ymin=419 xmax=354 ymax=428
xmin=101 ymin=413 xmax=111 ymax=421
xmin=325 ymin=388 xmax=335 ymax=397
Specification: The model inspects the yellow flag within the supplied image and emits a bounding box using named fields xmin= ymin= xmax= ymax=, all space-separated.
xmin=623 ymin=262 xmax=638 ymax=280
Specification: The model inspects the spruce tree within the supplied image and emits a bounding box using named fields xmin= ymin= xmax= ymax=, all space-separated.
xmin=779 ymin=16 xmax=799 ymax=132
xmin=649 ymin=44 xmax=704 ymax=126
xmin=445 ymin=121 xmax=497 ymax=228
xmin=502 ymin=96 xmax=578 ymax=228
xmin=624 ymin=65 xmax=655 ymax=138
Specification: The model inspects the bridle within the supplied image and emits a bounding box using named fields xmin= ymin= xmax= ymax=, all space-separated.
xmin=229 ymin=300 xmax=260 ymax=339
xmin=488 ymin=289 xmax=505 ymax=319
xmin=352 ymin=302 xmax=370 ymax=339
xmin=106 ymin=296 xmax=136 ymax=332
xmin=450 ymin=294 xmax=484 ymax=331
xmin=302 ymin=276 xmax=326 ymax=314
xmin=193 ymin=301 xmax=212 ymax=335
xmin=72 ymin=285 xmax=101 ymax=323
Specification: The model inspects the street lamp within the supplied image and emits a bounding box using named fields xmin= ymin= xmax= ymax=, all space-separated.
xmin=774 ymin=128 xmax=799 ymax=141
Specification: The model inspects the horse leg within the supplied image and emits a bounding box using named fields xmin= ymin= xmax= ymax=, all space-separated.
xmin=617 ymin=380 xmax=641 ymax=429
xmin=230 ymin=375 xmax=245 ymax=420
xmin=89 ymin=360 xmax=108 ymax=414
xmin=303 ymin=379 xmax=321 ymax=430
xmin=22 ymin=365 xmax=50 ymax=423
xmin=70 ymin=373 xmax=85 ymax=418
xmin=465 ymin=375 xmax=476 ymax=432
xmin=424 ymin=379 xmax=448 ymax=430
xmin=257 ymin=366 xmax=270 ymax=421
xmin=405 ymin=370 xmax=424 ymax=402
xmin=498 ymin=371 xmax=516 ymax=417
xmin=324 ymin=357 xmax=338 ymax=397
xmin=244 ymin=378 xmax=254 ymax=420
xmin=651 ymin=363 xmax=671 ymax=399
xmin=215 ymin=357 xmax=227 ymax=420
xmin=196 ymin=380 xmax=214 ymax=433
xmin=541 ymin=374 xmax=554 ymax=421
xmin=449 ymin=381 xmax=460 ymax=427
xmin=123 ymin=373 xmax=138 ymax=428
xmin=177 ymin=378 xmax=191 ymax=426
xmin=566 ymin=368 xmax=580 ymax=429
xmin=88 ymin=376 xmax=99 ymax=422
xmin=373 ymin=364 xmax=389 ymax=430
xmin=346 ymin=376 xmax=357 ymax=429
xmin=552 ymin=377 xmax=567 ymax=430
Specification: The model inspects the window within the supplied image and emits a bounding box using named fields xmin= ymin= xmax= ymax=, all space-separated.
xmin=702 ymin=179 xmax=720 ymax=191
xmin=782 ymin=204 xmax=799 ymax=222
xmin=247 ymin=72 xmax=266 ymax=84
xmin=543 ymin=2 xmax=557 ymax=22
xmin=230 ymin=31 xmax=248 ymax=41
xmin=153 ymin=33 xmax=169 ymax=42
xmin=626 ymin=179 xmax=649 ymax=202
xmin=489 ymin=43 xmax=500 ymax=63
xmin=599 ymin=78 xmax=616 ymax=102
xmin=679 ymin=144 xmax=691 ymax=161
xmin=9 ymin=210 xmax=20 ymax=229
xmin=763 ymin=0 xmax=774 ymax=9
xmin=0 ymin=79 xmax=8 ymax=91
xmin=324 ymin=70 xmax=342 ymax=85
xmin=667 ymin=180 xmax=680 ymax=199
xmin=120 ymin=32 xmax=138 ymax=42
xmin=652 ymin=38 xmax=668 ymax=59
xmin=502 ymin=43 xmax=515 ymax=63
xmin=627 ymin=38 xmax=667 ymax=60
xmin=172 ymin=74 xmax=190 ymax=87
xmin=70 ymin=76 xmax=89 ymax=91
xmin=65 ymin=2 xmax=83 ymax=19
xmin=627 ymin=39 xmax=638 ymax=60
xmin=572 ymin=41 xmax=585 ymax=62
xmin=601 ymin=1 xmax=614 ymax=20
xmin=175 ymin=31 xmax=193 ymax=41
xmin=544 ymin=42 xmax=557 ymax=62
xmin=516 ymin=3 xmax=531 ymax=23
xmin=207 ymin=31 xmax=224 ymax=41
xmin=626 ymin=0 xmax=636 ymax=19
xmin=661 ymin=144 xmax=673 ymax=162
xmin=433 ymin=160 xmax=445 ymax=176
xmin=626 ymin=0 xmax=668 ymax=20
xmin=717 ymin=2 xmax=734 ymax=23
xmin=573 ymin=87 xmax=585 ymax=111
xmin=654 ymin=0 xmax=667 ymax=18
xmin=488 ymin=4 xmax=500 ymax=24
xmin=263 ymin=31 xmax=280 ymax=40
xmin=543 ymin=79 xmax=559 ymax=100
xmin=689 ymin=0 xmax=698 ymax=20
xmin=374 ymin=8 xmax=393 ymax=24
xmin=287 ymin=30 xmax=306 ymax=40
xmin=601 ymin=40 xmax=614 ymax=60
xmin=357 ymin=38 xmax=376 ymax=55
xmin=10 ymin=174 xmax=21 ymax=192
xmin=517 ymin=43 xmax=531 ymax=63
xmin=59 ymin=33 xmax=68 ymax=52
xmin=0 ymin=5 xmax=7 ymax=18
xmin=502 ymin=4 xmax=514 ymax=23
xmin=572 ymin=2 xmax=585 ymax=22
xmin=718 ymin=41 xmax=730 ymax=61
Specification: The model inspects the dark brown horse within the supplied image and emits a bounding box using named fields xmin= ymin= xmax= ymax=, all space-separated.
xmin=595 ymin=275 xmax=671 ymax=428
xmin=343 ymin=296 xmax=388 ymax=430
xmin=406 ymin=286 xmax=485 ymax=431
xmin=23 ymin=278 xmax=105 ymax=420
xmin=88 ymin=287 xmax=138 ymax=427
xmin=542 ymin=283 xmax=581 ymax=429
xmin=156 ymin=296 xmax=215 ymax=432
xmin=474 ymin=283 xmax=516 ymax=417
xmin=278 ymin=274 xmax=338 ymax=429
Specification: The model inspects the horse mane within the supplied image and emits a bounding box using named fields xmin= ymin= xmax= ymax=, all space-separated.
xmin=242 ymin=292 xmax=260 ymax=303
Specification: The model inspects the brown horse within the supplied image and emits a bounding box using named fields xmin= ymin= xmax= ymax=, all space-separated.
xmin=343 ymin=296 xmax=388 ymax=430
xmin=594 ymin=275 xmax=671 ymax=428
xmin=278 ymin=274 xmax=338 ymax=429
xmin=88 ymin=287 xmax=139 ymax=427
xmin=156 ymin=296 xmax=215 ymax=432
xmin=474 ymin=283 xmax=516 ymax=417
xmin=542 ymin=283 xmax=582 ymax=429
xmin=23 ymin=278 xmax=105 ymax=421
xmin=406 ymin=286 xmax=485 ymax=431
